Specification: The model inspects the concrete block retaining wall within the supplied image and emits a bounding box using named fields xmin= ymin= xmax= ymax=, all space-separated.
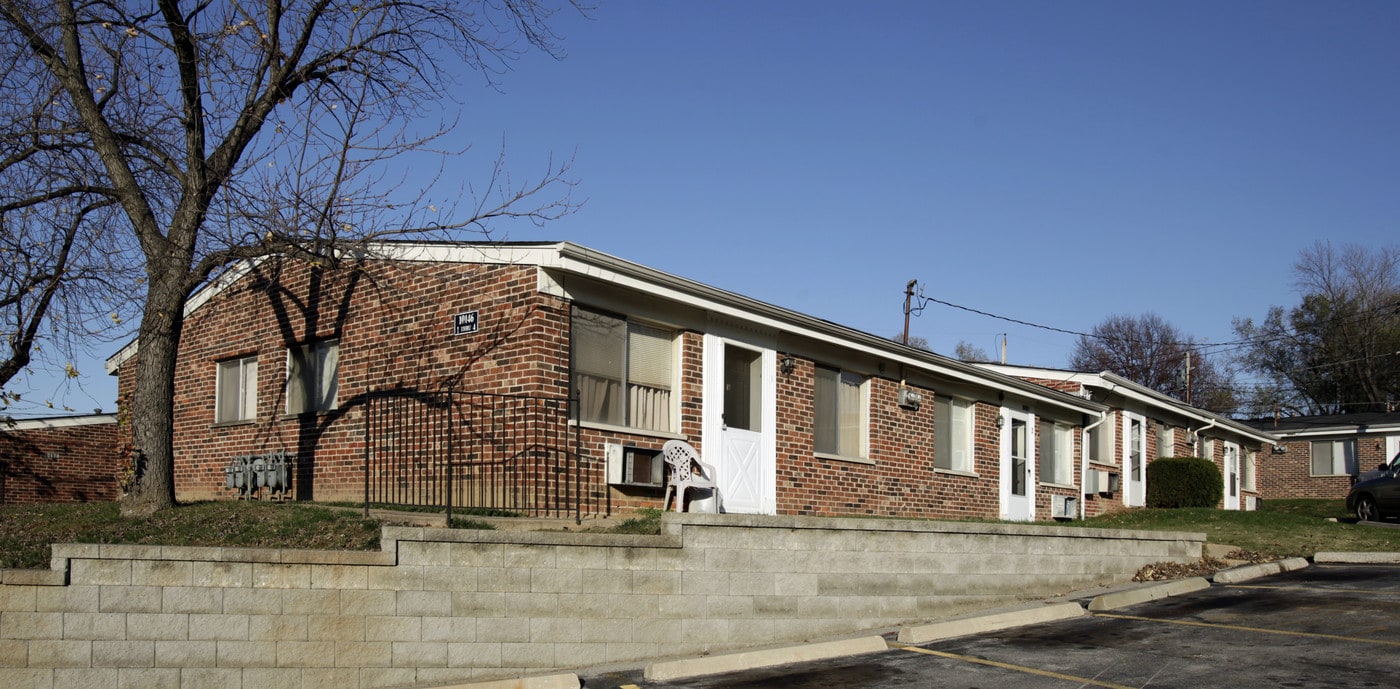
xmin=0 ymin=512 xmax=1203 ymax=689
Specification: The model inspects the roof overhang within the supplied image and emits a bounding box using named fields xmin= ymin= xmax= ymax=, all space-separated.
xmin=104 ymin=241 xmax=1103 ymax=416
xmin=981 ymin=364 xmax=1279 ymax=445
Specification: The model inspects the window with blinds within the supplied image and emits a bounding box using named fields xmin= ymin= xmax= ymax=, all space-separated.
xmin=571 ymin=306 xmax=675 ymax=433
xmin=1039 ymin=420 xmax=1073 ymax=485
xmin=285 ymin=340 xmax=338 ymax=415
xmin=1311 ymin=439 xmax=1357 ymax=476
xmin=216 ymin=355 xmax=258 ymax=423
xmin=934 ymin=395 xmax=973 ymax=472
xmin=815 ymin=365 xmax=866 ymax=458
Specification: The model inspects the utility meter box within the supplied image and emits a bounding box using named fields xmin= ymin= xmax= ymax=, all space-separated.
xmin=897 ymin=387 xmax=923 ymax=411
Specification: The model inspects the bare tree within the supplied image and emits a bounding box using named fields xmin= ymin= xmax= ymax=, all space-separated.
xmin=1234 ymin=241 xmax=1400 ymax=415
xmin=891 ymin=333 xmax=933 ymax=351
xmin=0 ymin=1 xmax=582 ymax=514
xmin=953 ymin=340 xmax=991 ymax=363
xmin=0 ymin=53 xmax=140 ymax=413
xmin=1069 ymin=313 xmax=1236 ymax=412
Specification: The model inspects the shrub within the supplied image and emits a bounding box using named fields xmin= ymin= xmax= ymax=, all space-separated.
xmin=1146 ymin=456 xmax=1224 ymax=508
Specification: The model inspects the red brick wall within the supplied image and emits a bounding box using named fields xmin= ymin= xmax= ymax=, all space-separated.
xmin=0 ymin=418 xmax=120 ymax=504
xmin=113 ymin=255 xmax=1107 ymax=522
xmin=119 ymin=258 xmax=569 ymax=503
xmin=769 ymin=360 xmax=1074 ymax=521
xmin=1259 ymin=437 xmax=1390 ymax=500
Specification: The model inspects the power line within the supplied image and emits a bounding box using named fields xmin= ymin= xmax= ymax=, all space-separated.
xmin=908 ymin=283 xmax=1400 ymax=366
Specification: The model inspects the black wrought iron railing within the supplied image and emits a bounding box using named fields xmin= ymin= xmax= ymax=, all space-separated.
xmin=362 ymin=390 xmax=595 ymax=523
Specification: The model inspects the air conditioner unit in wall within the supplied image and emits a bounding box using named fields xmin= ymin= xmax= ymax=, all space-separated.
xmin=1083 ymin=469 xmax=1102 ymax=493
xmin=1053 ymin=495 xmax=1078 ymax=520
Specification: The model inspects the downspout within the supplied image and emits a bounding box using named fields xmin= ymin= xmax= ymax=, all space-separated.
xmin=1080 ymin=410 xmax=1109 ymax=520
xmin=1189 ymin=419 xmax=1219 ymax=457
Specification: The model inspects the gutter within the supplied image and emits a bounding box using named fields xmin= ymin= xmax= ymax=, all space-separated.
xmin=1188 ymin=418 xmax=1219 ymax=452
xmin=1079 ymin=410 xmax=1110 ymax=520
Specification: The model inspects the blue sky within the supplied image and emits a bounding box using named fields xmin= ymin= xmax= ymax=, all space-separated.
xmin=8 ymin=0 xmax=1399 ymax=418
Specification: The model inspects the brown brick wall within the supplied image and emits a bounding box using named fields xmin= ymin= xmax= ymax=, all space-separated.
xmin=120 ymin=258 xmax=568 ymax=503
xmin=770 ymin=361 xmax=1070 ymax=521
xmin=1259 ymin=437 xmax=1392 ymax=500
xmin=0 ymin=419 xmax=120 ymax=504
xmin=114 ymin=255 xmax=1112 ymax=522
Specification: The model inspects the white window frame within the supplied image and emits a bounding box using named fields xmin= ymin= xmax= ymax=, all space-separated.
xmin=814 ymin=365 xmax=868 ymax=460
xmin=1310 ymin=439 xmax=1358 ymax=477
xmin=934 ymin=395 xmax=975 ymax=474
xmin=1242 ymin=449 xmax=1257 ymax=492
xmin=1038 ymin=419 xmax=1074 ymax=486
xmin=286 ymin=339 xmax=339 ymax=415
xmin=1157 ymin=424 xmax=1174 ymax=459
xmin=571 ymin=306 xmax=678 ymax=434
xmin=1085 ymin=417 xmax=1116 ymax=465
xmin=216 ymin=355 xmax=258 ymax=423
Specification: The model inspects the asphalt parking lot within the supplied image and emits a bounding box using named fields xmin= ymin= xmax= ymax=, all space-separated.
xmin=581 ymin=563 xmax=1400 ymax=689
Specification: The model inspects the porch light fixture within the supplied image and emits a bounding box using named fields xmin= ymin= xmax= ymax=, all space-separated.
xmin=780 ymin=355 xmax=796 ymax=376
xmin=996 ymin=416 xmax=1005 ymax=429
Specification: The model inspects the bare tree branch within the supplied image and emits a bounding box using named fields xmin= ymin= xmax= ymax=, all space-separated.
xmin=0 ymin=0 xmax=585 ymax=513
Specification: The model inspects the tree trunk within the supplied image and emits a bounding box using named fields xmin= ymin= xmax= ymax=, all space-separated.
xmin=119 ymin=259 xmax=188 ymax=516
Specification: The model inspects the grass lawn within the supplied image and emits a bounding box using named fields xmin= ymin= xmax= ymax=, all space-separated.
xmin=0 ymin=501 xmax=383 ymax=570
xmin=1069 ymin=498 xmax=1400 ymax=559
xmin=1 ymin=499 xmax=1394 ymax=571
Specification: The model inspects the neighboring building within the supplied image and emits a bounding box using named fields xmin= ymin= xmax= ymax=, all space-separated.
xmin=1245 ymin=412 xmax=1400 ymax=500
xmin=107 ymin=241 xmax=1107 ymax=521
xmin=979 ymin=366 xmax=1278 ymax=515
xmin=0 ymin=413 xmax=120 ymax=504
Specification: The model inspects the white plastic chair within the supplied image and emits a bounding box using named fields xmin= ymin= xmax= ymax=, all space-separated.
xmin=661 ymin=440 xmax=719 ymax=513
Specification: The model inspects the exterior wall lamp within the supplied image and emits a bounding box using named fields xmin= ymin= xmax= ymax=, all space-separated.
xmin=780 ymin=355 xmax=796 ymax=376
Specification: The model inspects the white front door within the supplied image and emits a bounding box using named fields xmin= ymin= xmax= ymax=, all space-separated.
xmin=703 ymin=336 xmax=776 ymax=514
xmin=1124 ymin=413 xmax=1146 ymax=507
xmin=1387 ymin=436 xmax=1400 ymax=469
xmin=1000 ymin=408 xmax=1034 ymax=521
xmin=1223 ymin=442 xmax=1241 ymax=510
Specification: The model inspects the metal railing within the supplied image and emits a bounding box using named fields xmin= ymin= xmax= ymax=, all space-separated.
xmin=362 ymin=389 xmax=595 ymax=523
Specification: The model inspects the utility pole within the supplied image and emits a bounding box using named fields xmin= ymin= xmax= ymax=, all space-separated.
xmin=1184 ymin=350 xmax=1193 ymax=406
xmin=1000 ymin=333 xmax=1007 ymax=365
xmin=902 ymin=279 xmax=917 ymax=345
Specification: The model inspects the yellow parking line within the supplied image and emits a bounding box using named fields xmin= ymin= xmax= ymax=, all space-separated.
xmin=889 ymin=642 xmax=1139 ymax=689
xmin=1092 ymin=613 xmax=1400 ymax=646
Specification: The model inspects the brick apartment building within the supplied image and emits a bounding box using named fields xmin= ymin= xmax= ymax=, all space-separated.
xmin=0 ymin=414 xmax=119 ymax=505
xmin=981 ymin=366 xmax=1277 ymax=515
xmin=106 ymin=241 xmax=1112 ymax=521
xmin=1247 ymin=412 xmax=1400 ymax=500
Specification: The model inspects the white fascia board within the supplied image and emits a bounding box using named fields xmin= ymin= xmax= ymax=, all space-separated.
xmin=982 ymin=364 xmax=1279 ymax=445
xmin=546 ymin=244 xmax=1101 ymax=415
xmin=98 ymin=240 xmax=1098 ymax=415
xmin=1270 ymin=424 xmax=1400 ymax=440
xmin=372 ymin=241 xmax=566 ymax=268
xmin=3 ymin=413 xmax=118 ymax=431
xmin=1096 ymin=372 xmax=1279 ymax=445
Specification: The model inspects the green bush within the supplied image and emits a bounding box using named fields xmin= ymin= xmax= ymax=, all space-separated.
xmin=1146 ymin=456 xmax=1224 ymax=508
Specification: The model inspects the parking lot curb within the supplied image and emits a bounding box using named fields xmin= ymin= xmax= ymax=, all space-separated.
xmin=1086 ymin=577 xmax=1210 ymax=611
xmin=643 ymin=635 xmax=889 ymax=682
xmin=422 ymin=672 xmax=580 ymax=689
xmin=895 ymin=601 xmax=1084 ymax=644
xmin=1314 ymin=552 xmax=1400 ymax=564
xmin=1211 ymin=557 xmax=1310 ymax=584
